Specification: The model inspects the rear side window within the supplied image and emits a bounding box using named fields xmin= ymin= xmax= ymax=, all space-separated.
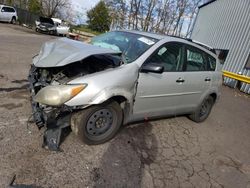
xmin=185 ymin=46 xmax=207 ymax=71
xmin=207 ymin=55 xmax=216 ymax=71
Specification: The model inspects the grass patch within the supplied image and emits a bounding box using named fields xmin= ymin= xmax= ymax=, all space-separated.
xmin=71 ymin=25 xmax=103 ymax=36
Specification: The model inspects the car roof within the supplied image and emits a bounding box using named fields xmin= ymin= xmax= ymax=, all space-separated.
xmin=120 ymin=30 xmax=166 ymax=40
xmin=119 ymin=30 xmax=216 ymax=55
xmin=0 ymin=4 xmax=14 ymax=7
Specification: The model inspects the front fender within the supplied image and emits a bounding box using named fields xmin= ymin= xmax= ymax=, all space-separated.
xmin=89 ymin=87 xmax=134 ymax=105
xmin=65 ymin=63 xmax=139 ymax=107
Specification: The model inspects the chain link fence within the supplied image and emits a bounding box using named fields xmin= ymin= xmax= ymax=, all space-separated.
xmin=0 ymin=1 xmax=40 ymax=27
xmin=16 ymin=7 xmax=39 ymax=27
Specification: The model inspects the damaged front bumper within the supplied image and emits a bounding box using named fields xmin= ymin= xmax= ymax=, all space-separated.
xmin=28 ymin=66 xmax=72 ymax=151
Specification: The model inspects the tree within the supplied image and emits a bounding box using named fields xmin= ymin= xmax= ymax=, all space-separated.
xmin=105 ymin=0 xmax=127 ymax=30
xmin=28 ymin=0 xmax=42 ymax=14
xmin=106 ymin=0 xmax=207 ymax=36
xmin=87 ymin=1 xmax=111 ymax=32
xmin=40 ymin=0 xmax=70 ymax=17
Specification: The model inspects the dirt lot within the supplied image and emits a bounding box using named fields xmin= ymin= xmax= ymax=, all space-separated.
xmin=0 ymin=23 xmax=250 ymax=188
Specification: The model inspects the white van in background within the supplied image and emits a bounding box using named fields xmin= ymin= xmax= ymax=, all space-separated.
xmin=0 ymin=5 xmax=17 ymax=24
xmin=51 ymin=18 xmax=70 ymax=36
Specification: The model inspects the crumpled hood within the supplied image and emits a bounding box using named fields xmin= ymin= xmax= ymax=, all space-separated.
xmin=39 ymin=17 xmax=54 ymax=25
xmin=33 ymin=38 xmax=120 ymax=67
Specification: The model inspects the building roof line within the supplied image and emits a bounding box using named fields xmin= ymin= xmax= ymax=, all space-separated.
xmin=198 ymin=0 xmax=217 ymax=9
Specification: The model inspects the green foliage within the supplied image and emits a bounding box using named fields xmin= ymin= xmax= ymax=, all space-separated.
xmin=28 ymin=0 xmax=41 ymax=14
xmin=87 ymin=1 xmax=111 ymax=33
xmin=72 ymin=25 xmax=102 ymax=35
xmin=7 ymin=0 xmax=12 ymax=4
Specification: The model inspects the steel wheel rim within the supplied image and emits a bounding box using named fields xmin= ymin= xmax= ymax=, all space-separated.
xmin=86 ymin=108 xmax=113 ymax=136
xmin=199 ymin=100 xmax=209 ymax=117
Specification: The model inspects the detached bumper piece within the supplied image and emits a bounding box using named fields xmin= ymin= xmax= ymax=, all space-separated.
xmin=43 ymin=112 xmax=71 ymax=151
xmin=28 ymin=66 xmax=71 ymax=151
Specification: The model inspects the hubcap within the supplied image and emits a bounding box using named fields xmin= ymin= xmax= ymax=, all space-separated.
xmin=86 ymin=109 xmax=113 ymax=136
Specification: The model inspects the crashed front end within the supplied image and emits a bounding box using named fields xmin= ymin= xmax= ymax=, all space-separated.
xmin=35 ymin=17 xmax=56 ymax=33
xmin=28 ymin=65 xmax=86 ymax=150
xmin=28 ymin=38 xmax=121 ymax=150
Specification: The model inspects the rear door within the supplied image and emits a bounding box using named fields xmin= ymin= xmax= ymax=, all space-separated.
xmin=6 ymin=7 xmax=15 ymax=21
xmin=175 ymin=44 xmax=212 ymax=113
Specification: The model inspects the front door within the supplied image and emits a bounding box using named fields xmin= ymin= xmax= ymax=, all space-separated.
xmin=133 ymin=42 xmax=186 ymax=119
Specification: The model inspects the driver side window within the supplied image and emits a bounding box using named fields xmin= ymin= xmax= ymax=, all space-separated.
xmin=145 ymin=42 xmax=184 ymax=72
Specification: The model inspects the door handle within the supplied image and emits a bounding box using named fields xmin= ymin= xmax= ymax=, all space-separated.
xmin=205 ymin=77 xmax=211 ymax=82
xmin=176 ymin=78 xmax=185 ymax=83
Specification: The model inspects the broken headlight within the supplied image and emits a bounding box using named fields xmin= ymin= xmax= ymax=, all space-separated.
xmin=34 ymin=84 xmax=87 ymax=106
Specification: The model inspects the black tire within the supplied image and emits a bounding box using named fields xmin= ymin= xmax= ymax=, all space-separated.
xmin=71 ymin=101 xmax=123 ymax=145
xmin=11 ymin=17 xmax=16 ymax=24
xmin=189 ymin=96 xmax=214 ymax=123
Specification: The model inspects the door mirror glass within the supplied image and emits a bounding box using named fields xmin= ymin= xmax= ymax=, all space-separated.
xmin=141 ymin=64 xmax=164 ymax=74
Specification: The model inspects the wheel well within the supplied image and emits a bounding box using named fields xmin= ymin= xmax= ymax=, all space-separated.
xmin=12 ymin=16 xmax=16 ymax=20
xmin=210 ymin=93 xmax=217 ymax=102
xmin=109 ymin=96 xmax=127 ymax=104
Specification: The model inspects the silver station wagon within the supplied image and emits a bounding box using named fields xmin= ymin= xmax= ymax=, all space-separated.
xmin=28 ymin=30 xmax=222 ymax=150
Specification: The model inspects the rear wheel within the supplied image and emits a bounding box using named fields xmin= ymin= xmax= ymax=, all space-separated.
xmin=189 ymin=96 xmax=214 ymax=123
xmin=11 ymin=17 xmax=16 ymax=24
xmin=71 ymin=101 xmax=123 ymax=145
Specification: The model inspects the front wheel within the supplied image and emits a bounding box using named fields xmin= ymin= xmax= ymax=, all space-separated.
xmin=189 ymin=96 xmax=214 ymax=123
xmin=71 ymin=101 xmax=123 ymax=145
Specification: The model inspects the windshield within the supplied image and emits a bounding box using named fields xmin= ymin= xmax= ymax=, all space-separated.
xmin=91 ymin=31 xmax=158 ymax=63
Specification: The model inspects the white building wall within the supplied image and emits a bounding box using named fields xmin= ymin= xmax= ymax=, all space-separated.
xmin=191 ymin=0 xmax=250 ymax=93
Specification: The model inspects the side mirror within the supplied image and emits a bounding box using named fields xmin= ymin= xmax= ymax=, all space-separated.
xmin=141 ymin=64 xmax=164 ymax=74
xmin=1 ymin=9 xmax=5 ymax=12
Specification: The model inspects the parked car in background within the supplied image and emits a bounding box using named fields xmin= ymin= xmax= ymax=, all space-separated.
xmin=52 ymin=18 xmax=70 ymax=36
xmin=35 ymin=17 xmax=69 ymax=36
xmin=35 ymin=17 xmax=57 ymax=35
xmin=28 ymin=30 xmax=222 ymax=150
xmin=0 ymin=4 xmax=17 ymax=24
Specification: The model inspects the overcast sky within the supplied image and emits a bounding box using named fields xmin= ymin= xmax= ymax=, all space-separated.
xmin=71 ymin=0 xmax=100 ymax=24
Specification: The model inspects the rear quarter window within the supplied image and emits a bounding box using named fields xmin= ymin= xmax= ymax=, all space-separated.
xmin=8 ymin=7 xmax=15 ymax=12
xmin=207 ymin=55 xmax=216 ymax=71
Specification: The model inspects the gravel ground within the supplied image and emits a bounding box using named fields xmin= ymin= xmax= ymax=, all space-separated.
xmin=0 ymin=23 xmax=250 ymax=188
